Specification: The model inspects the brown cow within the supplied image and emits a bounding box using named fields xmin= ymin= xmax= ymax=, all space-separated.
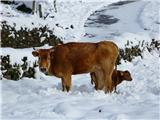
xmin=91 ymin=70 xmax=132 ymax=92
xmin=32 ymin=41 xmax=119 ymax=93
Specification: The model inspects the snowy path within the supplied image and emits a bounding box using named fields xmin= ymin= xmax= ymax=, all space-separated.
xmin=82 ymin=0 xmax=158 ymax=42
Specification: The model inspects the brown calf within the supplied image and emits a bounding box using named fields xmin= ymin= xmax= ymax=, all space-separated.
xmin=32 ymin=41 xmax=119 ymax=93
xmin=91 ymin=70 xmax=132 ymax=92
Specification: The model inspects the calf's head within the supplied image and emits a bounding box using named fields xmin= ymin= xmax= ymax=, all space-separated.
xmin=32 ymin=48 xmax=54 ymax=73
xmin=119 ymin=70 xmax=132 ymax=81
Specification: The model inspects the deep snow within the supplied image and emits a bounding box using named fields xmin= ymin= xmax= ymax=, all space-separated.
xmin=1 ymin=49 xmax=159 ymax=119
xmin=0 ymin=0 xmax=160 ymax=120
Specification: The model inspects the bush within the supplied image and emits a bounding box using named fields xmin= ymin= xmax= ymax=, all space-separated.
xmin=146 ymin=39 xmax=160 ymax=52
xmin=1 ymin=55 xmax=37 ymax=80
xmin=117 ymin=39 xmax=160 ymax=64
xmin=1 ymin=21 xmax=62 ymax=48
xmin=118 ymin=41 xmax=143 ymax=63
xmin=21 ymin=57 xmax=37 ymax=78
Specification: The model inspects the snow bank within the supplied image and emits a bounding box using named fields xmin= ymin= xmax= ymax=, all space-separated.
xmin=140 ymin=1 xmax=160 ymax=39
xmin=1 ymin=49 xmax=159 ymax=119
xmin=1 ymin=31 xmax=160 ymax=119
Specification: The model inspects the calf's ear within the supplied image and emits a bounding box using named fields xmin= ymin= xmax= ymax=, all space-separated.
xmin=32 ymin=51 xmax=39 ymax=57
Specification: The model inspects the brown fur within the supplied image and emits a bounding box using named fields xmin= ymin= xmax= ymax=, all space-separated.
xmin=91 ymin=70 xmax=132 ymax=92
xmin=32 ymin=41 xmax=119 ymax=93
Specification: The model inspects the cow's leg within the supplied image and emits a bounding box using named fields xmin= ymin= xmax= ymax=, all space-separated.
xmin=62 ymin=75 xmax=71 ymax=92
xmin=65 ymin=75 xmax=71 ymax=92
xmin=104 ymin=71 xmax=113 ymax=93
xmin=103 ymin=62 xmax=114 ymax=93
xmin=61 ymin=78 xmax=66 ymax=91
xmin=90 ymin=72 xmax=98 ymax=90
xmin=95 ymin=70 xmax=105 ymax=90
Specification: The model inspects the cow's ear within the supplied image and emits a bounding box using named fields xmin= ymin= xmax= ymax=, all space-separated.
xmin=120 ymin=72 xmax=124 ymax=76
xmin=124 ymin=70 xmax=129 ymax=74
xmin=50 ymin=50 xmax=54 ymax=58
xmin=32 ymin=51 xmax=39 ymax=57
xmin=58 ymin=41 xmax=63 ymax=45
xmin=55 ymin=41 xmax=63 ymax=46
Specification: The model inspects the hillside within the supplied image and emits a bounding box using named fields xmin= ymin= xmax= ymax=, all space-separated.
xmin=0 ymin=0 xmax=160 ymax=119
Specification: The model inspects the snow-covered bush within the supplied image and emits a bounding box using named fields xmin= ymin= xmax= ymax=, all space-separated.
xmin=146 ymin=39 xmax=160 ymax=52
xmin=1 ymin=55 xmax=37 ymax=80
xmin=117 ymin=39 xmax=160 ymax=64
xmin=1 ymin=55 xmax=21 ymax=80
xmin=1 ymin=21 xmax=62 ymax=48
xmin=21 ymin=57 xmax=37 ymax=79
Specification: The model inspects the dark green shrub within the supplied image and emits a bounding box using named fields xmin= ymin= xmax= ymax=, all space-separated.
xmin=117 ymin=41 xmax=142 ymax=64
xmin=1 ymin=55 xmax=12 ymax=70
xmin=146 ymin=39 xmax=160 ymax=52
xmin=1 ymin=21 xmax=62 ymax=48
xmin=1 ymin=55 xmax=37 ymax=80
xmin=1 ymin=55 xmax=21 ymax=80
xmin=2 ymin=63 xmax=21 ymax=80
xmin=22 ymin=67 xmax=35 ymax=78
xmin=117 ymin=40 xmax=160 ymax=65
xmin=21 ymin=57 xmax=37 ymax=78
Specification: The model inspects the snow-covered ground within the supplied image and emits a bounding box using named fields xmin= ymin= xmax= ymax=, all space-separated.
xmin=0 ymin=0 xmax=160 ymax=120
xmin=1 ymin=48 xmax=160 ymax=119
xmin=0 ymin=0 xmax=125 ymax=42
xmin=82 ymin=0 xmax=160 ymax=42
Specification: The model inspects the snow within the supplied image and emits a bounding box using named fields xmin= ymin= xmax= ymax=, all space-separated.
xmin=82 ymin=0 xmax=160 ymax=42
xmin=140 ymin=1 xmax=160 ymax=39
xmin=1 ymin=0 xmax=160 ymax=120
xmin=0 ymin=0 xmax=128 ymax=42
xmin=1 ymin=50 xmax=160 ymax=119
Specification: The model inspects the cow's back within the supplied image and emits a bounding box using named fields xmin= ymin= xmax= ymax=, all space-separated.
xmin=49 ymin=41 xmax=118 ymax=75
xmin=96 ymin=41 xmax=118 ymax=60
xmin=64 ymin=41 xmax=118 ymax=63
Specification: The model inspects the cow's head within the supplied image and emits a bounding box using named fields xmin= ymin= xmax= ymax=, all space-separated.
xmin=32 ymin=48 xmax=54 ymax=73
xmin=120 ymin=70 xmax=132 ymax=81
